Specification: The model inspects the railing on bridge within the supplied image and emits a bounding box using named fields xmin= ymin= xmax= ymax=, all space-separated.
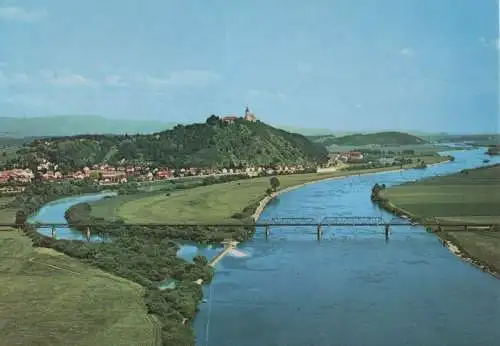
xmin=320 ymin=216 xmax=385 ymax=226
xmin=256 ymin=216 xmax=417 ymax=240
xmin=256 ymin=217 xmax=317 ymax=227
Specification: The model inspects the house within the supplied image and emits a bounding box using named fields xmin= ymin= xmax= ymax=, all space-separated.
xmin=349 ymin=151 xmax=364 ymax=161
xmin=100 ymin=170 xmax=127 ymax=183
xmin=156 ymin=170 xmax=172 ymax=179
xmin=222 ymin=116 xmax=238 ymax=124
xmin=0 ymin=171 xmax=12 ymax=184
xmin=339 ymin=153 xmax=350 ymax=163
xmin=347 ymin=151 xmax=364 ymax=162
xmin=41 ymin=171 xmax=63 ymax=181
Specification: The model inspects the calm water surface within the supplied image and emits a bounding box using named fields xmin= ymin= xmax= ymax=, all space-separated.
xmin=31 ymin=149 xmax=500 ymax=346
xmin=30 ymin=191 xmax=116 ymax=241
xmin=193 ymin=148 xmax=500 ymax=346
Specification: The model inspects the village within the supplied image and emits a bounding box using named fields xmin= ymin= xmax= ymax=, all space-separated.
xmin=0 ymin=150 xmax=372 ymax=189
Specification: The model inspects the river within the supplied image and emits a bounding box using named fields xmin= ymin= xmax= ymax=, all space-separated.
xmin=30 ymin=148 xmax=500 ymax=346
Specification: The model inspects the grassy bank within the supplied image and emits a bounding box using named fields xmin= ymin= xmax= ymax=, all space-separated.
xmin=0 ymin=196 xmax=16 ymax=229
xmin=0 ymin=181 xmax=215 ymax=345
xmin=0 ymin=231 xmax=159 ymax=346
xmin=91 ymin=155 xmax=452 ymax=224
xmin=376 ymin=164 xmax=500 ymax=274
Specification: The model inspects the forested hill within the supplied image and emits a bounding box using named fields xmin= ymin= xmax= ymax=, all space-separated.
xmin=310 ymin=131 xmax=428 ymax=147
xmin=12 ymin=116 xmax=328 ymax=170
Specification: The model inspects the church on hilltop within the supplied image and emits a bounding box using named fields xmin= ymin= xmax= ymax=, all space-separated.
xmin=244 ymin=106 xmax=257 ymax=122
xmin=222 ymin=106 xmax=257 ymax=124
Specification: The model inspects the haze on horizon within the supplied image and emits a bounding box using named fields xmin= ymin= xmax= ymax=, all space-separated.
xmin=0 ymin=0 xmax=498 ymax=134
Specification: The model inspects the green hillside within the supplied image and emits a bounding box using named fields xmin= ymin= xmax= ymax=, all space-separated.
xmin=310 ymin=131 xmax=428 ymax=147
xmin=0 ymin=115 xmax=175 ymax=138
xmin=11 ymin=116 xmax=328 ymax=170
xmin=276 ymin=126 xmax=338 ymax=136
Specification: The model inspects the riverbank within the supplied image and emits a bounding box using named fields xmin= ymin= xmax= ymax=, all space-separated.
xmin=252 ymin=157 xmax=452 ymax=221
xmin=373 ymin=164 xmax=500 ymax=278
xmin=89 ymin=155 xmax=453 ymax=226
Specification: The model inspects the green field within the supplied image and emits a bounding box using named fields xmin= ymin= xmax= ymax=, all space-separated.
xmin=91 ymin=156 xmax=451 ymax=224
xmin=381 ymin=164 xmax=500 ymax=272
xmin=0 ymin=197 xmax=16 ymax=229
xmin=0 ymin=231 xmax=159 ymax=346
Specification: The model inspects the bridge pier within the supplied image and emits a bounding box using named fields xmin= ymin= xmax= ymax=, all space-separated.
xmin=317 ymin=225 xmax=322 ymax=240
xmin=51 ymin=225 xmax=56 ymax=239
xmin=464 ymin=225 xmax=468 ymax=232
xmin=384 ymin=224 xmax=391 ymax=241
xmin=86 ymin=227 xmax=91 ymax=242
xmin=265 ymin=225 xmax=270 ymax=238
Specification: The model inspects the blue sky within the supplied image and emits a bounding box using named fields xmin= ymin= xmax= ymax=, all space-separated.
xmin=0 ymin=0 xmax=498 ymax=133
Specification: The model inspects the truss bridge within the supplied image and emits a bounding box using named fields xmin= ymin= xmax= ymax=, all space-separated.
xmin=0 ymin=216 xmax=497 ymax=242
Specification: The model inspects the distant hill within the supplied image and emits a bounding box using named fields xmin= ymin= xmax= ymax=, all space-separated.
xmin=12 ymin=116 xmax=328 ymax=169
xmin=434 ymin=134 xmax=500 ymax=144
xmin=0 ymin=115 xmax=175 ymax=138
xmin=276 ymin=126 xmax=336 ymax=136
xmin=310 ymin=131 xmax=428 ymax=147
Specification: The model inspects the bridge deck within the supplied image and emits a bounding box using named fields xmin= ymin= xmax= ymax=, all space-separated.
xmin=1 ymin=222 xmax=498 ymax=230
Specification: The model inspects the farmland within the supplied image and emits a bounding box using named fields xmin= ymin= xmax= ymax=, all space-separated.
xmin=380 ymin=164 xmax=500 ymax=272
xmin=0 ymin=230 xmax=159 ymax=346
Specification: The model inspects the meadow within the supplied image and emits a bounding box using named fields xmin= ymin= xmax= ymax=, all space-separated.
xmin=0 ymin=196 xmax=16 ymax=229
xmin=381 ymin=164 xmax=500 ymax=272
xmin=91 ymin=156 xmax=451 ymax=224
xmin=0 ymin=230 xmax=160 ymax=346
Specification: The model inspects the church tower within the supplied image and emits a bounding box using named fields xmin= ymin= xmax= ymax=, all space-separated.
xmin=244 ymin=106 xmax=257 ymax=122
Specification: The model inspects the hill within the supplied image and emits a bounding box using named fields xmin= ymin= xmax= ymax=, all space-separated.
xmin=436 ymin=134 xmax=500 ymax=145
xmin=310 ymin=131 xmax=428 ymax=147
xmin=12 ymin=116 xmax=328 ymax=169
xmin=275 ymin=125 xmax=338 ymax=136
xmin=0 ymin=115 xmax=175 ymax=138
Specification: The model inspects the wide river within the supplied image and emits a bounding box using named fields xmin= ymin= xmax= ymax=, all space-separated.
xmin=31 ymin=148 xmax=500 ymax=346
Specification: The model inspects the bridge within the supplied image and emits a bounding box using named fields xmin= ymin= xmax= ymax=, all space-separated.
xmin=0 ymin=216 xmax=497 ymax=241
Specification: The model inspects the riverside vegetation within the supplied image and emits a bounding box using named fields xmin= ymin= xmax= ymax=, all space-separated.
xmin=371 ymin=164 xmax=500 ymax=274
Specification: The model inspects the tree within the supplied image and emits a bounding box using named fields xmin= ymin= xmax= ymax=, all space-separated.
xmin=206 ymin=115 xmax=220 ymax=125
xmin=15 ymin=210 xmax=27 ymax=227
xmin=193 ymin=255 xmax=208 ymax=266
xmin=270 ymin=176 xmax=280 ymax=192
